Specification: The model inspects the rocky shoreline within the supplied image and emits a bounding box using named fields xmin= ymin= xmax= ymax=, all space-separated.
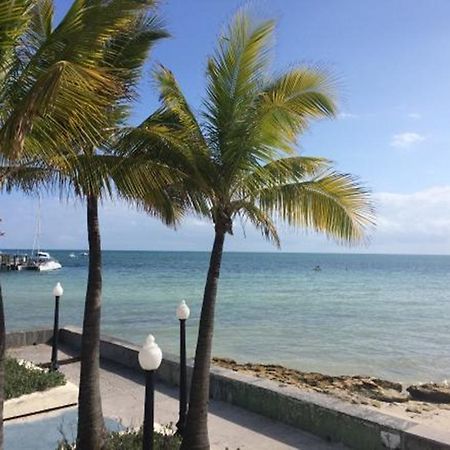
xmin=212 ymin=357 xmax=450 ymax=408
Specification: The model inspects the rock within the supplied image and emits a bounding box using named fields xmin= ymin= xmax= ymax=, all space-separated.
xmin=407 ymin=383 xmax=450 ymax=403
xmin=348 ymin=378 xmax=409 ymax=403
xmin=370 ymin=388 xmax=409 ymax=403
xmin=406 ymin=405 xmax=422 ymax=414
xmin=372 ymin=378 xmax=403 ymax=392
xmin=212 ymin=356 xmax=416 ymax=407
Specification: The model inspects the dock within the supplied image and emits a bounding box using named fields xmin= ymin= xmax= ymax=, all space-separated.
xmin=0 ymin=253 xmax=29 ymax=271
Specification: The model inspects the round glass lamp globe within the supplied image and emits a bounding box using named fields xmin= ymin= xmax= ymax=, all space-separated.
xmin=138 ymin=334 xmax=162 ymax=371
xmin=176 ymin=300 xmax=190 ymax=320
xmin=53 ymin=282 xmax=64 ymax=297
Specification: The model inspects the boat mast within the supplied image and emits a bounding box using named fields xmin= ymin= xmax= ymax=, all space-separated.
xmin=31 ymin=198 xmax=41 ymax=258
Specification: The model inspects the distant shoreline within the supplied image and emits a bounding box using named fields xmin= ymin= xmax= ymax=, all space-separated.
xmin=2 ymin=248 xmax=450 ymax=257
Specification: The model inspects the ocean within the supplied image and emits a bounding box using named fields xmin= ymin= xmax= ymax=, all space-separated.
xmin=1 ymin=251 xmax=449 ymax=384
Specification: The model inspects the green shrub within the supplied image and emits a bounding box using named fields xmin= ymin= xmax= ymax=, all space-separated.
xmin=104 ymin=428 xmax=180 ymax=450
xmin=5 ymin=357 xmax=66 ymax=400
xmin=57 ymin=427 xmax=181 ymax=449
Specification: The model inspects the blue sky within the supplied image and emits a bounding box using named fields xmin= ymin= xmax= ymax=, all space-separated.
xmin=3 ymin=0 xmax=450 ymax=254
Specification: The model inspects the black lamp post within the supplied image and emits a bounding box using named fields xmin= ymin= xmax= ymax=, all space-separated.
xmin=50 ymin=282 xmax=63 ymax=371
xmin=139 ymin=334 xmax=162 ymax=450
xmin=175 ymin=300 xmax=190 ymax=435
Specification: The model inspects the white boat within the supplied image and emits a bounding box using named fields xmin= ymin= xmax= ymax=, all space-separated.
xmin=24 ymin=251 xmax=62 ymax=272
xmin=23 ymin=200 xmax=62 ymax=272
xmin=69 ymin=253 xmax=76 ymax=258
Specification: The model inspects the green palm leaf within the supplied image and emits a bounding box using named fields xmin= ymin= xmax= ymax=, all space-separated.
xmin=255 ymin=67 xmax=337 ymax=153
xmin=257 ymin=171 xmax=374 ymax=243
xmin=234 ymin=201 xmax=280 ymax=247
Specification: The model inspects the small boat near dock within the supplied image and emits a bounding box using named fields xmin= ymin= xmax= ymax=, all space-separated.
xmin=23 ymin=251 xmax=62 ymax=272
xmin=1 ymin=200 xmax=63 ymax=272
xmin=0 ymin=251 xmax=62 ymax=272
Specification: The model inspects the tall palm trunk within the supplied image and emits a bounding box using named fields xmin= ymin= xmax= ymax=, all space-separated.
xmin=77 ymin=194 xmax=105 ymax=450
xmin=0 ymin=282 xmax=5 ymax=450
xmin=181 ymin=228 xmax=226 ymax=450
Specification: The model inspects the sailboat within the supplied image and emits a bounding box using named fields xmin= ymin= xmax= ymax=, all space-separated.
xmin=25 ymin=251 xmax=62 ymax=272
xmin=23 ymin=200 xmax=62 ymax=272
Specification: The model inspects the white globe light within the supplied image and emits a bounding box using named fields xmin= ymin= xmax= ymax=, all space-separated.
xmin=53 ymin=282 xmax=64 ymax=297
xmin=176 ymin=300 xmax=190 ymax=320
xmin=138 ymin=334 xmax=162 ymax=371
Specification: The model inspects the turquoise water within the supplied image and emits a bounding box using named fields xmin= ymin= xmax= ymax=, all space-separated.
xmin=2 ymin=251 xmax=449 ymax=383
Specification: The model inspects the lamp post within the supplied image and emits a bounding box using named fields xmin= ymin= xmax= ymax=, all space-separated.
xmin=50 ymin=282 xmax=63 ymax=371
xmin=139 ymin=334 xmax=162 ymax=450
xmin=176 ymin=300 xmax=190 ymax=435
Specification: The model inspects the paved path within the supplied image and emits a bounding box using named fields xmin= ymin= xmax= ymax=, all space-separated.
xmin=7 ymin=344 xmax=347 ymax=450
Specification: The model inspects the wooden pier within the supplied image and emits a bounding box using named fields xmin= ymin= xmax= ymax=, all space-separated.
xmin=0 ymin=253 xmax=29 ymax=271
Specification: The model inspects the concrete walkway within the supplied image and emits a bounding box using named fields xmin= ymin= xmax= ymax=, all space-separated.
xmin=7 ymin=344 xmax=347 ymax=450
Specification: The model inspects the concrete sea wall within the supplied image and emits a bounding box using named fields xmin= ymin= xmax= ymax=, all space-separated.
xmin=7 ymin=327 xmax=450 ymax=450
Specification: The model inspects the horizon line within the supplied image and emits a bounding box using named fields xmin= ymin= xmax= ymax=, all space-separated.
xmin=1 ymin=248 xmax=450 ymax=257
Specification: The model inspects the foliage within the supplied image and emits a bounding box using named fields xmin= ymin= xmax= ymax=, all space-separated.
xmin=57 ymin=427 xmax=181 ymax=450
xmin=0 ymin=0 xmax=126 ymax=163
xmin=5 ymin=357 xmax=65 ymax=400
xmin=124 ymin=11 xmax=375 ymax=245
xmin=0 ymin=0 xmax=191 ymax=237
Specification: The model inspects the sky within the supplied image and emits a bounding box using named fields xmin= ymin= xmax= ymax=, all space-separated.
xmin=3 ymin=0 xmax=450 ymax=254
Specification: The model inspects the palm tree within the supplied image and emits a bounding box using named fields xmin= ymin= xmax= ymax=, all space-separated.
xmin=61 ymin=6 xmax=168 ymax=449
xmin=133 ymin=12 xmax=374 ymax=450
xmin=0 ymin=1 xmax=129 ymax=448
xmin=0 ymin=1 xmax=167 ymax=448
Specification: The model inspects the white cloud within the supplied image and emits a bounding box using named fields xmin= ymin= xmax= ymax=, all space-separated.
xmin=338 ymin=112 xmax=358 ymax=119
xmin=371 ymin=186 xmax=450 ymax=254
xmin=407 ymin=112 xmax=421 ymax=119
xmin=390 ymin=132 xmax=425 ymax=148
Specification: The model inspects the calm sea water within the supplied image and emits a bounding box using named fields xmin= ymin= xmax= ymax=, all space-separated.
xmin=1 ymin=251 xmax=449 ymax=383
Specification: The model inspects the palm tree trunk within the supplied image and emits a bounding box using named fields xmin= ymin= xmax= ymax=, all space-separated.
xmin=0 ymin=281 xmax=5 ymax=450
xmin=181 ymin=229 xmax=226 ymax=450
xmin=77 ymin=194 xmax=105 ymax=450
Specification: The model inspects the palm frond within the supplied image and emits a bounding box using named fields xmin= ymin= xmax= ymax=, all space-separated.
xmin=154 ymin=65 xmax=206 ymax=146
xmin=234 ymin=201 xmax=280 ymax=247
xmin=1 ymin=61 xmax=120 ymax=159
xmin=236 ymin=156 xmax=331 ymax=197
xmin=1 ymin=0 xmax=174 ymax=216
xmin=254 ymin=66 xmax=337 ymax=153
xmin=258 ymin=171 xmax=375 ymax=243
xmin=0 ymin=161 xmax=52 ymax=193
xmin=204 ymin=12 xmax=274 ymax=161
xmin=0 ymin=0 xmax=33 ymax=59
xmin=28 ymin=0 xmax=54 ymax=48
xmin=106 ymin=13 xmax=168 ymax=81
